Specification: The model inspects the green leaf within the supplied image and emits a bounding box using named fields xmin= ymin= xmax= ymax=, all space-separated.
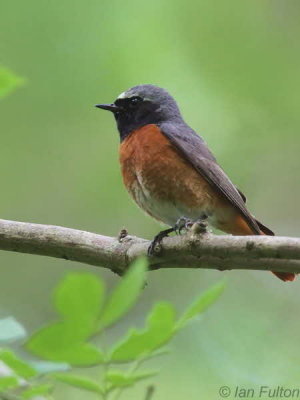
xmin=26 ymin=322 xmax=81 ymax=356
xmin=26 ymin=273 xmax=106 ymax=366
xmin=54 ymin=273 xmax=104 ymax=330
xmin=28 ymin=274 xmax=105 ymax=357
xmin=98 ymin=257 xmax=147 ymax=330
xmin=0 ymin=349 xmax=37 ymax=379
xmin=58 ymin=344 xmax=104 ymax=366
xmin=0 ymin=317 xmax=27 ymax=344
xmin=27 ymin=320 xmax=92 ymax=349
xmin=110 ymin=302 xmax=176 ymax=362
xmin=0 ymin=66 xmax=24 ymax=99
xmin=0 ymin=376 xmax=19 ymax=391
xmin=106 ymin=369 xmax=157 ymax=388
xmin=54 ymin=373 xmax=103 ymax=394
xmin=26 ymin=323 xmax=104 ymax=365
xmin=176 ymin=281 xmax=225 ymax=330
xmin=21 ymin=384 xmax=53 ymax=399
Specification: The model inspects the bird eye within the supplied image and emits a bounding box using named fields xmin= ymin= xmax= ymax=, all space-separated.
xmin=129 ymin=96 xmax=142 ymax=106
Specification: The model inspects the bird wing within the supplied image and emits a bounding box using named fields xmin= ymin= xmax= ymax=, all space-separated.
xmin=159 ymin=121 xmax=261 ymax=234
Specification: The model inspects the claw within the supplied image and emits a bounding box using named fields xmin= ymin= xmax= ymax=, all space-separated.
xmin=175 ymin=217 xmax=193 ymax=235
xmin=148 ymin=227 xmax=174 ymax=256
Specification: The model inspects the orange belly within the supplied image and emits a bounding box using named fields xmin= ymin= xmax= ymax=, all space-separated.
xmin=119 ymin=124 xmax=244 ymax=231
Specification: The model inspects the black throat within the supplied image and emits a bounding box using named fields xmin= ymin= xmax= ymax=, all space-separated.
xmin=115 ymin=110 xmax=163 ymax=142
xmin=113 ymin=98 xmax=183 ymax=142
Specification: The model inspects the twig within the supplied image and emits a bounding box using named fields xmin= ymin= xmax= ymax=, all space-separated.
xmin=145 ymin=386 xmax=155 ymax=400
xmin=0 ymin=219 xmax=299 ymax=275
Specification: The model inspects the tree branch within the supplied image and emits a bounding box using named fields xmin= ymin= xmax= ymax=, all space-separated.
xmin=0 ymin=219 xmax=299 ymax=275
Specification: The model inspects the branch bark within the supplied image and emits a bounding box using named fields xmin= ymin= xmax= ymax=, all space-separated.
xmin=0 ymin=219 xmax=299 ymax=275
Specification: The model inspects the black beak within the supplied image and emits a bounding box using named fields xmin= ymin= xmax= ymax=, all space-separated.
xmin=95 ymin=103 xmax=122 ymax=113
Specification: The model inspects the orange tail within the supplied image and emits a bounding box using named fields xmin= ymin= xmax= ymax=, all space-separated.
xmin=271 ymin=271 xmax=295 ymax=282
xmin=256 ymin=220 xmax=295 ymax=282
xmin=226 ymin=215 xmax=296 ymax=282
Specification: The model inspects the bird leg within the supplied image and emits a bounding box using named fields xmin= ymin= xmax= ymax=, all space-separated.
xmin=147 ymin=227 xmax=175 ymax=256
xmin=148 ymin=217 xmax=193 ymax=256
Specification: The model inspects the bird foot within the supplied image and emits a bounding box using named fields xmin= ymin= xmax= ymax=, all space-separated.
xmin=148 ymin=216 xmax=208 ymax=256
xmin=174 ymin=217 xmax=193 ymax=234
xmin=148 ymin=227 xmax=174 ymax=256
xmin=148 ymin=216 xmax=193 ymax=256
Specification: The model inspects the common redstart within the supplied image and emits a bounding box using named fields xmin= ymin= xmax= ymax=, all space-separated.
xmin=96 ymin=84 xmax=295 ymax=282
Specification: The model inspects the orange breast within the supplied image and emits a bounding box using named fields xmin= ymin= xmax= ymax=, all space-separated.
xmin=119 ymin=124 xmax=226 ymax=225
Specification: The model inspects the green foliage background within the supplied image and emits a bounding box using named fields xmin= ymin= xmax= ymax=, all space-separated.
xmin=1 ymin=0 xmax=300 ymax=398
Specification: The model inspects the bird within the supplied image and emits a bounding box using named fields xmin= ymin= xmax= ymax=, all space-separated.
xmin=95 ymin=84 xmax=295 ymax=282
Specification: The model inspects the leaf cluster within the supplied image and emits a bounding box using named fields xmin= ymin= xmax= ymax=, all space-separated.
xmin=0 ymin=258 xmax=224 ymax=399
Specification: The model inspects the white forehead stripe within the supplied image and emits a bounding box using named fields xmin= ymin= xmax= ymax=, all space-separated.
xmin=117 ymin=91 xmax=142 ymax=100
xmin=117 ymin=92 xmax=127 ymax=99
xmin=117 ymin=91 xmax=147 ymax=101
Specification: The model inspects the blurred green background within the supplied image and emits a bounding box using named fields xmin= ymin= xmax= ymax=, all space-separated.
xmin=1 ymin=0 xmax=300 ymax=398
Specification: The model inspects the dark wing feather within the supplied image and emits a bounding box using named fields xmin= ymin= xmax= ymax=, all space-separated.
xmin=159 ymin=122 xmax=261 ymax=234
xmin=237 ymin=189 xmax=246 ymax=202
